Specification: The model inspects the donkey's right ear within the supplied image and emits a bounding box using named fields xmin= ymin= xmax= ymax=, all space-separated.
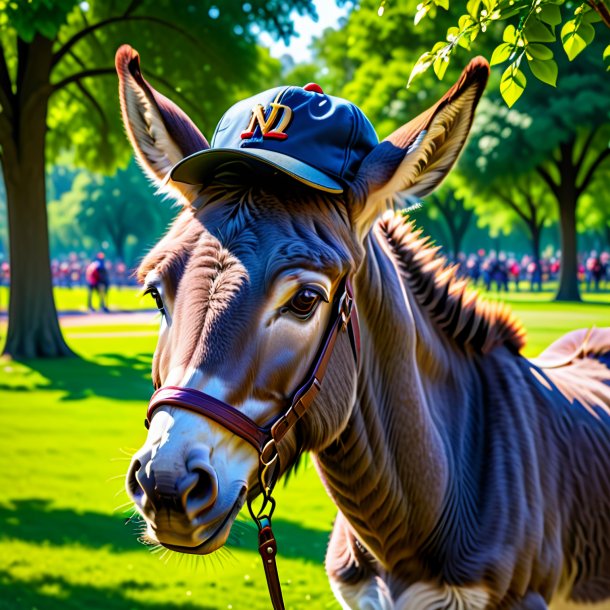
xmin=116 ymin=45 xmax=209 ymax=204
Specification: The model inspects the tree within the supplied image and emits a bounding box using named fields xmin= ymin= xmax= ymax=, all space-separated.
xmin=0 ymin=0 xmax=314 ymax=358
xmin=78 ymin=163 xmax=175 ymax=264
xmin=406 ymin=0 xmax=610 ymax=106
xmin=47 ymin=162 xmax=175 ymax=264
xmin=577 ymin=175 xmax=610 ymax=249
xmin=426 ymin=186 xmax=475 ymax=258
xmin=457 ymin=155 xmax=555 ymax=266
xmin=457 ymin=49 xmax=610 ymax=300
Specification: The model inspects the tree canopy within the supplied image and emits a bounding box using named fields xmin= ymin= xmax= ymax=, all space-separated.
xmin=405 ymin=0 xmax=610 ymax=106
xmin=0 ymin=0 xmax=316 ymax=358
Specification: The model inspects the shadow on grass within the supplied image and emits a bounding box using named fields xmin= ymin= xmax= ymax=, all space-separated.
xmin=0 ymin=499 xmax=143 ymax=553
xmin=0 ymin=352 xmax=153 ymax=401
xmin=0 ymin=498 xmax=330 ymax=564
xmin=0 ymin=571 xmax=216 ymax=610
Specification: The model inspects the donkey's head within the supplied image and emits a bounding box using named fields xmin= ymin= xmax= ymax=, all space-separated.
xmin=118 ymin=45 xmax=488 ymax=553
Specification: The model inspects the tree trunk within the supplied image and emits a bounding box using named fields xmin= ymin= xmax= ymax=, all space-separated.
xmin=551 ymin=140 xmax=581 ymax=303
xmin=2 ymin=36 xmax=73 ymax=358
xmin=531 ymin=223 xmax=542 ymax=270
xmin=555 ymin=191 xmax=581 ymax=302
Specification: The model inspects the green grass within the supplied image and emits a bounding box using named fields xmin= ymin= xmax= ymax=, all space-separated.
xmin=0 ymin=295 xmax=609 ymax=610
xmin=0 ymin=286 xmax=150 ymax=313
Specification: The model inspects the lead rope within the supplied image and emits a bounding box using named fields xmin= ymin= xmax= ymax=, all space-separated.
xmin=247 ymin=442 xmax=285 ymax=609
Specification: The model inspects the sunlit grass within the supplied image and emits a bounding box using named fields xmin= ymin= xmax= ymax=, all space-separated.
xmin=0 ymin=294 xmax=608 ymax=609
xmin=0 ymin=286 xmax=150 ymax=313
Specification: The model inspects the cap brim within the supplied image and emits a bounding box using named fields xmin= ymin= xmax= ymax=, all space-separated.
xmin=169 ymin=148 xmax=344 ymax=194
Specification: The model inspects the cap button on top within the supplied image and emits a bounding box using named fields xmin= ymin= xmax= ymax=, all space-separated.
xmin=303 ymin=83 xmax=324 ymax=94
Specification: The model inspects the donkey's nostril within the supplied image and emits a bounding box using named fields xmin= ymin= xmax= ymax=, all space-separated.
xmin=126 ymin=459 xmax=145 ymax=502
xmin=181 ymin=450 xmax=219 ymax=519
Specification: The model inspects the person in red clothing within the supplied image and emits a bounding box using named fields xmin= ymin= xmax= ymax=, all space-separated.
xmin=85 ymin=252 xmax=110 ymax=312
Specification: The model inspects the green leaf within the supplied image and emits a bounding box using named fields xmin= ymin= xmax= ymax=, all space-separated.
xmin=435 ymin=0 xmax=449 ymax=10
xmin=433 ymin=54 xmax=450 ymax=79
xmin=561 ymin=19 xmax=595 ymax=60
xmin=538 ymin=3 xmax=562 ymax=26
xmin=407 ymin=52 xmax=433 ymax=87
xmin=490 ymin=42 xmax=513 ymax=66
xmin=524 ymin=18 xmax=556 ymax=42
xmin=528 ymin=57 xmax=558 ymax=86
xmin=466 ymin=0 xmax=481 ymax=18
xmin=503 ymin=24 xmax=517 ymax=43
xmin=447 ymin=26 xmax=460 ymax=40
xmin=500 ymin=66 xmax=526 ymax=107
xmin=582 ymin=7 xmax=602 ymax=23
xmin=458 ymin=14 xmax=476 ymax=30
xmin=414 ymin=2 xmax=431 ymax=25
xmin=526 ymin=42 xmax=553 ymax=60
xmin=604 ymin=44 xmax=610 ymax=70
xmin=576 ymin=3 xmax=602 ymax=23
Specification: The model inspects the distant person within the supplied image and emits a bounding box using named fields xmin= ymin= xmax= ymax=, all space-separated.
xmin=86 ymin=252 xmax=110 ymax=312
xmin=528 ymin=260 xmax=542 ymax=291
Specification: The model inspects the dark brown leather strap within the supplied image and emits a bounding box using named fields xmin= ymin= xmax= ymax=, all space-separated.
xmin=258 ymin=525 xmax=285 ymax=610
xmin=147 ymin=386 xmax=269 ymax=452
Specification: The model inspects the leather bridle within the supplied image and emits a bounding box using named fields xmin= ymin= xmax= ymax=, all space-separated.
xmin=145 ymin=278 xmax=360 ymax=609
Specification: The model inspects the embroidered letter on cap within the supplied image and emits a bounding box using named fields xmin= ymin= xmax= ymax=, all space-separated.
xmin=241 ymin=102 xmax=293 ymax=141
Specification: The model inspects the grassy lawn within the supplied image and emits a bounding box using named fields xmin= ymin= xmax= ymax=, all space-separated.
xmin=0 ymin=293 xmax=609 ymax=609
xmin=0 ymin=286 xmax=151 ymax=313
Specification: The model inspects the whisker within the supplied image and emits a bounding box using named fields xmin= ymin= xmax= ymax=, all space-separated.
xmin=117 ymin=447 xmax=138 ymax=456
xmin=106 ymin=473 xmax=128 ymax=482
xmin=114 ymin=500 xmax=136 ymax=512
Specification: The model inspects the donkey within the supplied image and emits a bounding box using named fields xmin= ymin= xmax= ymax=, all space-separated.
xmin=117 ymin=44 xmax=610 ymax=610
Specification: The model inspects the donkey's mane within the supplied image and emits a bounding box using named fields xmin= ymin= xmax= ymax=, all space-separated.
xmin=379 ymin=211 xmax=526 ymax=354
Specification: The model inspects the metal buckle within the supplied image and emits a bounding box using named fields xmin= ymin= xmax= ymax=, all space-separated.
xmin=247 ymin=444 xmax=279 ymax=530
xmin=339 ymin=291 xmax=353 ymax=331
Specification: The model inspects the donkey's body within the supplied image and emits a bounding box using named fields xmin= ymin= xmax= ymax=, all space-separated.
xmin=116 ymin=46 xmax=610 ymax=609
xmin=320 ymin=213 xmax=610 ymax=609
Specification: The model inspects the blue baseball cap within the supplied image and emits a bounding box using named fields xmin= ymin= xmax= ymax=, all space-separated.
xmin=169 ymin=84 xmax=379 ymax=194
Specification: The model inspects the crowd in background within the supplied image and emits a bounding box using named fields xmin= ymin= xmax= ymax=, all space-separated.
xmin=0 ymin=252 xmax=135 ymax=289
xmin=456 ymin=250 xmax=610 ymax=292
xmin=0 ymin=249 xmax=608 ymax=294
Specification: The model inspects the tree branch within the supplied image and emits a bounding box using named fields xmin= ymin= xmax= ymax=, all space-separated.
xmin=576 ymin=126 xmax=600 ymax=171
xmin=51 ymin=68 xmax=116 ymax=94
xmin=577 ymin=147 xmax=610 ymax=197
xmin=74 ymin=80 xmax=109 ymax=141
xmin=0 ymin=41 xmax=13 ymax=121
xmin=497 ymin=191 xmax=532 ymax=227
xmin=52 ymin=15 xmax=205 ymax=68
xmin=536 ymin=165 xmax=560 ymax=200
xmin=586 ymin=0 xmax=610 ymax=28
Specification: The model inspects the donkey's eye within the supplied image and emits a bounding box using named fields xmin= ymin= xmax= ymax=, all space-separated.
xmin=284 ymin=287 xmax=326 ymax=320
xmin=144 ymin=286 xmax=165 ymax=315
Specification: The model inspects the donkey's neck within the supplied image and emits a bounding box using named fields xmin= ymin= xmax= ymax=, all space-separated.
xmin=315 ymin=219 xmax=468 ymax=575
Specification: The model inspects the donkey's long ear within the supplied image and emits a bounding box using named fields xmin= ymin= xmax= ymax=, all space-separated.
xmin=352 ymin=57 xmax=489 ymax=234
xmin=116 ymin=45 xmax=209 ymax=203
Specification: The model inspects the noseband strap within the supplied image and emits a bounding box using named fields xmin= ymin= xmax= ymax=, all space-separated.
xmin=145 ymin=277 xmax=360 ymax=610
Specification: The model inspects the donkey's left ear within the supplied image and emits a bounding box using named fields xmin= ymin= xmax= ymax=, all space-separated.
xmin=352 ymin=57 xmax=489 ymax=234
xmin=116 ymin=45 xmax=209 ymax=204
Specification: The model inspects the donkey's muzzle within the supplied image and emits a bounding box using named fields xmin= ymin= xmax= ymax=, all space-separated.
xmin=127 ymin=446 xmax=219 ymax=522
